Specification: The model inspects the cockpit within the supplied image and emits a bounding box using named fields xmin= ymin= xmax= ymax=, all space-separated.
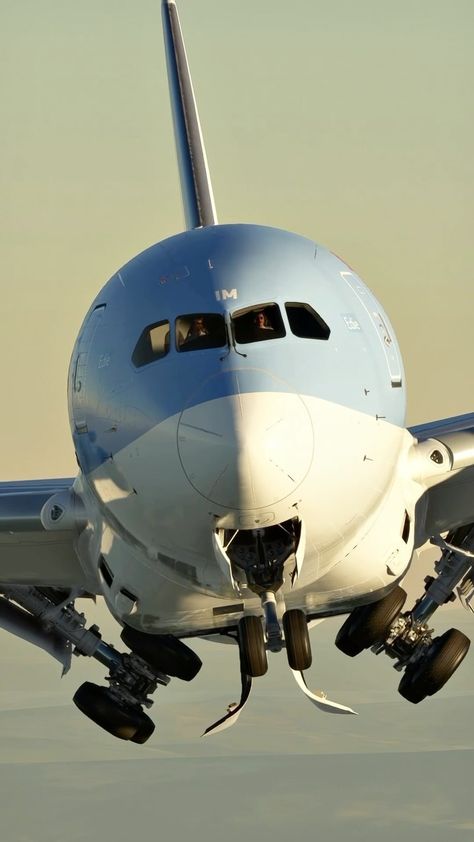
xmin=131 ymin=303 xmax=330 ymax=368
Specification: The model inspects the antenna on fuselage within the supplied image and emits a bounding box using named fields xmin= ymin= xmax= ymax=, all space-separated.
xmin=161 ymin=0 xmax=218 ymax=229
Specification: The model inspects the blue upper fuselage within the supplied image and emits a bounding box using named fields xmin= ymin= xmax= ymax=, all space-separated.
xmin=68 ymin=224 xmax=406 ymax=475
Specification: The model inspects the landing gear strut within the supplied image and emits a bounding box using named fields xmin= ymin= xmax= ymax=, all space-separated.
xmin=335 ymin=524 xmax=474 ymax=702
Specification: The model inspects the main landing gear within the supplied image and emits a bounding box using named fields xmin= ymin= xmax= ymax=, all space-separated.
xmin=0 ymin=585 xmax=202 ymax=743
xmin=335 ymin=524 xmax=474 ymax=703
xmin=73 ymin=628 xmax=202 ymax=742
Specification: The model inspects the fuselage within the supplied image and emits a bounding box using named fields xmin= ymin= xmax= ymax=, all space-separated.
xmin=68 ymin=224 xmax=417 ymax=634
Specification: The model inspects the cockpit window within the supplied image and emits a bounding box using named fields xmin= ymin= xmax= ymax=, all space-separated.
xmin=132 ymin=320 xmax=170 ymax=367
xmin=232 ymin=304 xmax=286 ymax=345
xmin=285 ymin=303 xmax=330 ymax=340
xmin=176 ymin=313 xmax=227 ymax=352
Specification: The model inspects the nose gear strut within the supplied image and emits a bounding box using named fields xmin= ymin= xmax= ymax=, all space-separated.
xmin=203 ymin=620 xmax=357 ymax=737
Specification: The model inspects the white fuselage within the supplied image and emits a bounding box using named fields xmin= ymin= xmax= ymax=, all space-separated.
xmin=74 ymin=392 xmax=418 ymax=635
xmin=67 ymin=224 xmax=418 ymax=637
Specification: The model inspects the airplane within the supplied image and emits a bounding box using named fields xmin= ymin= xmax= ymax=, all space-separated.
xmin=1 ymin=0 xmax=474 ymax=744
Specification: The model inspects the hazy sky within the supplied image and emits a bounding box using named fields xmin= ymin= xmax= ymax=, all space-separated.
xmin=1 ymin=2 xmax=474 ymax=840
xmin=1 ymin=607 xmax=474 ymax=841
xmin=1 ymin=0 xmax=473 ymax=478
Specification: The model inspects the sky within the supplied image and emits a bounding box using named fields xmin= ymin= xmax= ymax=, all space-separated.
xmin=1 ymin=604 xmax=474 ymax=841
xmin=1 ymin=0 xmax=473 ymax=478
xmin=1 ymin=0 xmax=474 ymax=839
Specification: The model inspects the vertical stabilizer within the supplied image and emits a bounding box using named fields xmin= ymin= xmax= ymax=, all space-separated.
xmin=162 ymin=0 xmax=217 ymax=229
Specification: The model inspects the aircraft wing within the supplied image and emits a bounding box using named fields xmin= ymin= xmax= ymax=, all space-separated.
xmin=409 ymin=413 xmax=474 ymax=542
xmin=0 ymin=478 xmax=92 ymax=589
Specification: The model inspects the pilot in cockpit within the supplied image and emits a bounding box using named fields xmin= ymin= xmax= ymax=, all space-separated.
xmin=254 ymin=310 xmax=274 ymax=332
xmin=185 ymin=316 xmax=209 ymax=341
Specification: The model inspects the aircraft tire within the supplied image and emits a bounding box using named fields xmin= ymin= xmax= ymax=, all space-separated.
xmin=398 ymin=628 xmax=470 ymax=704
xmin=121 ymin=627 xmax=202 ymax=682
xmin=335 ymin=586 xmax=407 ymax=657
xmin=73 ymin=681 xmax=155 ymax=742
xmin=283 ymin=609 xmax=312 ymax=670
xmin=129 ymin=712 xmax=156 ymax=744
xmin=238 ymin=615 xmax=268 ymax=677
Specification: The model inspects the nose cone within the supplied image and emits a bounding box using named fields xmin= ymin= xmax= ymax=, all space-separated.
xmin=177 ymin=371 xmax=314 ymax=509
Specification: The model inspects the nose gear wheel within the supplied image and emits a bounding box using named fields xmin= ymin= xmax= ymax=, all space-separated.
xmin=238 ymin=615 xmax=268 ymax=676
xmin=283 ymin=609 xmax=312 ymax=670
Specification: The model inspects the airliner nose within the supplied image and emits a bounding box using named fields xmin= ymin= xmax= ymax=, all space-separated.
xmin=177 ymin=371 xmax=314 ymax=509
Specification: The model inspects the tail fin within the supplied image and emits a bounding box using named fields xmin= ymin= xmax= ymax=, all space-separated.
xmin=161 ymin=0 xmax=217 ymax=229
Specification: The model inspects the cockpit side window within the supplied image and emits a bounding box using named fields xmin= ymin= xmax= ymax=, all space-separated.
xmin=232 ymin=304 xmax=286 ymax=345
xmin=132 ymin=320 xmax=170 ymax=367
xmin=285 ymin=303 xmax=330 ymax=340
xmin=176 ymin=313 xmax=227 ymax=352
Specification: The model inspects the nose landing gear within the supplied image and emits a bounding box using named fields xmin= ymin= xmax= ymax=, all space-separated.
xmin=204 ymin=601 xmax=353 ymax=737
xmin=237 ymin=599 xmax=313 ymax=676
xmin=226 ymin=520 xmax=314 ymax=674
